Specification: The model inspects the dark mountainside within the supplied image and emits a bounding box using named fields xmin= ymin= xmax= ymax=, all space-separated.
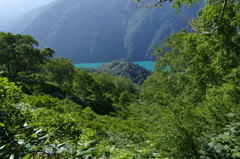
xmin=0 ymin=0 xmax=202 ymax=63
xmin=124 ymin=3 xmax=201 ymax=61
xmin=82 ymin=60 xmax=151 ymax=85
xmin=23 ymin=0 xmax=128 ymax=63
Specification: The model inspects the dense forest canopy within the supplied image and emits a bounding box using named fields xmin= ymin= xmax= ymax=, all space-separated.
xmin=1 ymin=0 xmax=240 ymax=158
xmin=82 ymin=60 xmax=151 ymax=85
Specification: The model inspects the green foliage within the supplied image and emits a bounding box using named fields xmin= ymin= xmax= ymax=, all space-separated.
xmin=41 ymin=57 xmax=75 ymax=86
xmin=0 ymin=122 xmax=50 ymax=159
xmin=0 ymin=77 xmax=112 ymax=158
xmin=112 ymin=76 xmax=136 ymax=94
xmin=25 ymin=94 xmax=59 ymax=109
xmin=0 ymin=77 xmax=22 ymax=106
xmin=0 ymin=77 xmax=48 ymax=158
xmin=2 ymin=0 xmax=240 ymax=158
xmin=0 ymin=77 xmax=24 ymax=157
xmin=138 ymin=0 xmax=240 ymax=158
xmin=19 ymin=78 xmax=65 ymax=97
xmin=0 ymin=32 xmax=54 ymax=80
xmin=98 ymin=60 xmax=151 ymax=84
xmin=83 ymin=60 xmax=151 ymax=85
xmin=200 ymin=114 xmax=240 ymax=158
xmin=72 ymin=70 xmax=114 ymax=115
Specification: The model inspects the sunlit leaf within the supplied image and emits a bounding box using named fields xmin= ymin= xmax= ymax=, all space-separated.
xmin=109 ymin=146 xmax=115 ymax=153
xmin=22 ymin=154 xmax=31 ymax=159
xmin=9 ymin=154 xmax=14 ymax=159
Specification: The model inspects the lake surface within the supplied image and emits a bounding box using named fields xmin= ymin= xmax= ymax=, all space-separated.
xmin=74 ymin=61 xmax=155 ymax=71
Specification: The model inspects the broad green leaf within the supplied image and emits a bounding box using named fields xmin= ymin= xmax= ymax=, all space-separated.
xmin=56 ymin=146 xmax=67 ymax=154
xmin=32 ymin=133 xmax=37 ymax=138
xmin=38 ymin=134 xmax=49 ymax=140
xmin=76 ymin=150 xmax=94 ymax=156
xmin=87 ymin=147 xmax=98 ymax=151
xmin=66 ymin=142 xmax=76 ymax=155
xmin=109 ymin=146 xmax=115 ymax=153
xmin=83 ymin=140 xmax=95 ymax=147
xmin=23 ymin=154 xmax=31 ymax=159
xmin=14 ymin=125 xmax=20 ymax=129
xmin=29 ymin=145 xmax=42 ymax=151
xmin=233 ymin=152 xmax=240 ymax=158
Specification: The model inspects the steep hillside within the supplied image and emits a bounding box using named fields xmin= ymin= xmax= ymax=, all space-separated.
xmin=0 ymin=0 xmax=202 ymax=63
xmin=2 ymin=1 xmax=58 ymax=34
xmin=124 ymin=3 xmax=202 ymax=61
xmin=22 ymin=0 xmax=127 ymax=63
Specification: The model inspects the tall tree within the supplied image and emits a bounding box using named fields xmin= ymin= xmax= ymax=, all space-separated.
xmin=0 ymin=32 xmax=54 ymax=80
xmin=73 ymin=70 xmax=115 ymax=115
xmin=140 ymin=0 xmax=240 ymax=157
xmin=42 ymin=57 xmax=75 ymax=86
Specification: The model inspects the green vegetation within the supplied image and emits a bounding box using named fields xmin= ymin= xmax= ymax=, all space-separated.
xmin=1 ymin=0 xmax=240 ymax=158
xmin=82 ymin=60 xmax=151 ymax=85
xmin=0 ymin=32 xmax=54 ymax=81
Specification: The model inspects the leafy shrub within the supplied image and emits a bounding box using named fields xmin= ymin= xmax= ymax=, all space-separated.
xmin=200 ymin=113 xmax=240 ymax=158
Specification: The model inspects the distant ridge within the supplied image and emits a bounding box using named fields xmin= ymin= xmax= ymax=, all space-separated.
xmin=0 ymin=0 xmax=202 ymax=63
xmin=81 ymin=60 xmax=152 ymax=85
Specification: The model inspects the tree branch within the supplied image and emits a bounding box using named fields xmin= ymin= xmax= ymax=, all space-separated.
xmin=188 ymin=0 xmax=227 ymax=35
xmin=132 ymin=0 xmax=172 ymax=9
xmin=133 ymin=0 xmax=228 ymax=34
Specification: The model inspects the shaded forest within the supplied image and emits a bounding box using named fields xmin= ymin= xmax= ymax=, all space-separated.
xmin=1 ymin=0 xmax=240 ymax=158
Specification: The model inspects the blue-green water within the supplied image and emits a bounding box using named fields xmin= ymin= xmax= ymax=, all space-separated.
xmin=132 ymin=61 xmax=155 ymax=71
xmin=74 ymin=61 xmax=155 ymax=71
xmin=74 ymin=62 xmax=106 ymax=69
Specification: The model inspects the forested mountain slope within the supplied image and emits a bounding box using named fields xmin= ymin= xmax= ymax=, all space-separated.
xmin=82 ymin=60 xmax=151 ymax=85
xmin=124 ymin=3 xmax=201 ymax=61
xmin=1 ymin=0 xmax=240 ymax=158
xmin=22 ymin=0 xmax=128 ymax=63
xmin=0 ymin=0 xmax=202 ymax=63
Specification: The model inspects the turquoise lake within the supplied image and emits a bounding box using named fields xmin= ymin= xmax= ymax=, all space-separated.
xmin=74 ymin=61 xmax=155 ymax=71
